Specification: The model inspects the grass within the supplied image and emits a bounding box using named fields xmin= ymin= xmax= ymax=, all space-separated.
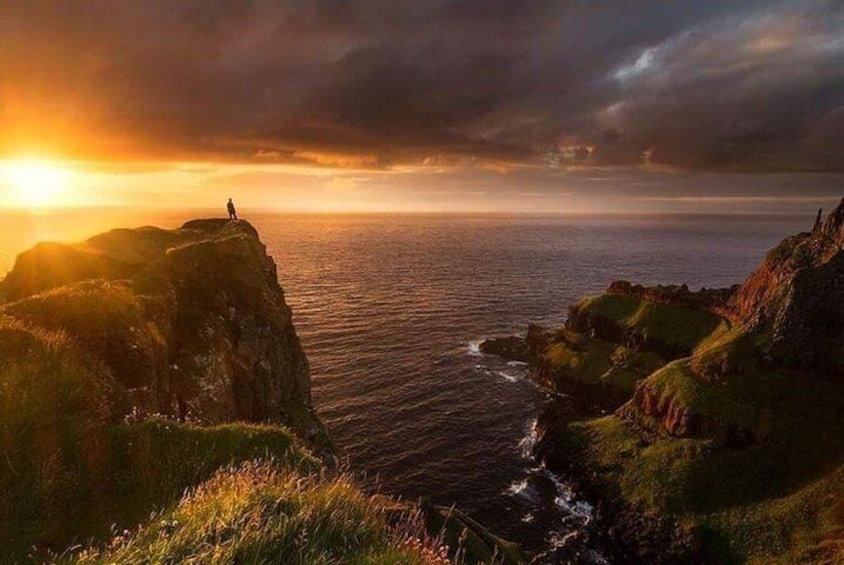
xmin=544 ymin=337 xmax=613 ymax=384
xmin=2 ymin=279 xmax=169 ymax=390
xmin=565 ymin=416 xmax=843 ymax=562
xmin=67 ymin=462 xmax=459 ymax=565
xmin=541 ymin=329 xmax=667 ymax=404
xmin=0 ymin=317 xmax=124 ymax=535
xmin=84 ymin=226 xmax=192 ymax=266
xmin=700 ymin=462 xmax=844 ymax=564
xmin=559 ymin=329 xmax=843 ymax=563
xmin=550 ymin=284 xmax=843 ymax=562
xmin=543 ymin=290 xmax=731 ymax=411
xmin=0 ymin=313 xmax=317 ymax=558
xmin=0 ymin=242 xmax=131 ymax=302
xmin=640 ymin=359 xmax=759 ymax=436
xmin=634 ymin=324 xmax=838 ymax=444
xmin=0 ymin=322 xmax=512 ymax=564
xmin=576 ymin=294 xmax=728 ymax=352
xmin=2 ymin=353 xmax=513 ymax=565
xmin=426 ymin=506 xmax=524 ymax=565
xmin=0 ymin=351 xmax=514 ymax=565
xmin=576 ymin=294 xmax=640 ymax=321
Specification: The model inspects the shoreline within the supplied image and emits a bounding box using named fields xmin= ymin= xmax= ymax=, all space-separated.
xmin=533 ymin=399 xmax=699 ymax=564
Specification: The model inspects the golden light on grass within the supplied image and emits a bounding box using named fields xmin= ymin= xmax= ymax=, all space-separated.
xmin=1 ymin=158 xmax=70 ymax=208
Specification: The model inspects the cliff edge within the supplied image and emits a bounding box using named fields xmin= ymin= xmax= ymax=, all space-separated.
xmin=0 ymin=219 xmax=327 ymax=446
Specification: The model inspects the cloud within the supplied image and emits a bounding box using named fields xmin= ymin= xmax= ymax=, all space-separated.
xmin=0 ymin=0 xmax=842 ymax=172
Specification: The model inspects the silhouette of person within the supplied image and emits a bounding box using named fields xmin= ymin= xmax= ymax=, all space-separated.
xmin=227 ymin=198 xmax=238 ymax=220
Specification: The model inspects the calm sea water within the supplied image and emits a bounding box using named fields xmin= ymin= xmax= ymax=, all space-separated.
xmin=0 ymin=209 xmax=812 ymax=556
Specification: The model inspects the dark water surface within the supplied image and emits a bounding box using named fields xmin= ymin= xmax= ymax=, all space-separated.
xmin=0 ymin=210 xmax=812 ymax=556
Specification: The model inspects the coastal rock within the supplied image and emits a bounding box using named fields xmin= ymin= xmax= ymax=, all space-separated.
xmin=479 ymin=324 xmax=551 ymax=363
xmin=479 ymin=335 xmax=530 ymax=362
xmin=621 ymin=200 xmax=844 ymax=443
xmin=0 ymin=219 xmax=329 ymax=449
xmin=567 ymin=285 xmax=730 ymax=361
xmin=617 ymin=376 xmax=753 ymax=446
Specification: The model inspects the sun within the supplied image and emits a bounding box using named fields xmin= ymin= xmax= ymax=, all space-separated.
xmin=1 ymin=158 xmax=70 ymax=208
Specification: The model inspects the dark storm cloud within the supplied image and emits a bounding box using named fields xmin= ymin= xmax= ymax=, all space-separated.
xmin=1 ymin=0 xmax=842 ymax=170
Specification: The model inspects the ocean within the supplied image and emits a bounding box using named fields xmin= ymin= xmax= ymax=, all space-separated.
xmin=0 ymin=209 xmax=812 ymax=556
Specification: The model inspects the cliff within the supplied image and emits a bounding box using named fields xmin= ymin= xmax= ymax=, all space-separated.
xmin=488 ymin=287 xmax=731 ymax=410
xmin=486 ymin=201 xmax=844 ymax=563
xmin=0 ymin=219 xmax=326 ymax=446
xmin=0 ymin=219 xmax=519 ymax=564
xmin=727 ymin=197 xmax=843 ymax=369
xmin=619 ymin=198 xmax=843 ymax=443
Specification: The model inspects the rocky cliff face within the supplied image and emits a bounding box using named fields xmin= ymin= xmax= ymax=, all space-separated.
xmin=727 ymin=197 xmax=843 ymax=370
xmin=616 ymin=202 xmax=843 ymax=443
xmin=0 ymin=219 xmax=328 ymax=449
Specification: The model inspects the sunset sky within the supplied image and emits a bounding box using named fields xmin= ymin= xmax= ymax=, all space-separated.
xmin=1 ymin=1 xmax=842 ymax=213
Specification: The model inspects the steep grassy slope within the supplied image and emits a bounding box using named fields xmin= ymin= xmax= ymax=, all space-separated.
xmin=560 ymin=414 xmax=842 ymax=563
xmin=527 ymin=292 xmax=728 ymax=409
xmin=571 ymin=292 xmax=727 ymax=354
xmin=68 ymin=462 xmax=523 ymax=565
xmin=0 ymin=313 xmax=316 ymax=558
xmin=0 ymin=317 xmax=515 ymax=563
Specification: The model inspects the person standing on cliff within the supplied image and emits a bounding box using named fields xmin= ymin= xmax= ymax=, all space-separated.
xmin=227 ymin=198 xmax=238 ymax=220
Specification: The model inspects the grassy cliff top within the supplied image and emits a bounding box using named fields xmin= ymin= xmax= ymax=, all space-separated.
xmin=0 ymin=219 xmax=262 ymax=302
xmin=572 ymin=292 xmax=728 ymax=353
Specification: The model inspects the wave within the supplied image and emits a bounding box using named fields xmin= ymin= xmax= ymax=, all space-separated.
xmin=544 ymin=468 xmax=593 ymax=523
xmin=505 ymin=478 xmax=540 ymax=503
xmin=516 ymin=419 xmax=595 ymax=523
xmin=495 ymin=370 xmax=520 ymax=383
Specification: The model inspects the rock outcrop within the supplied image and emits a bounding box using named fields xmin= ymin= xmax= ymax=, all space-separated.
xmin=566 ymin=286 xmax=729 ymax=360
xmin=727 ymin=197 xmax=843 ymax=370
xmin=614 ymin=201 xmax=844 ymax=442
xmin=479 ymin=324 xmax=549 ymax=363
xmin=479 ymin=335 xmax=530 ymax=362
xmin=606 ymin=280 xmax=737 ymax=314
xmin=0 ymin=219 xmax=328 ymax=448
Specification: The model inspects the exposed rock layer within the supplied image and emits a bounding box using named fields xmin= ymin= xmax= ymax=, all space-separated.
xmin=727 ymin=197 xmax=843 ymax=369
